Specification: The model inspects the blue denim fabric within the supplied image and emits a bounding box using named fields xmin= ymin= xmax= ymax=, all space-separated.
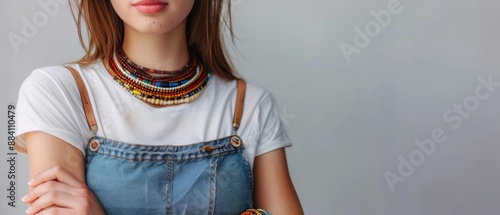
xmin=85 ymin=135 xmax=253 ymax=215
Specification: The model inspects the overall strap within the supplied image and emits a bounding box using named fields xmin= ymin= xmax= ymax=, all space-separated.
xmin=233 ymin=79 xmax=246 ymax=134
xmin=64 ymin=66 xmax=98 ymax=133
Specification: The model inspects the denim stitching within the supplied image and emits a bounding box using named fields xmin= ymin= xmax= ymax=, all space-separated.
xmin=166 ymin=153 xmax=174 ymax=215
xmin=207 ymin=156 xmax=218 ymax=215
xmin=89 ymin=147 xmax=238 ymax=162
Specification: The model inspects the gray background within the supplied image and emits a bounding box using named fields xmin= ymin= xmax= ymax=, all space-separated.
xmin=2 ymin=0 xmax=500 ymax=214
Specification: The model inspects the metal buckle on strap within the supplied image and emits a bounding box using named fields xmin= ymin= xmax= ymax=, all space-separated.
xmin=89 ymin=139 xmax=101 ymax=152
xmin=230 ymin=135 xmax=242 ymax=147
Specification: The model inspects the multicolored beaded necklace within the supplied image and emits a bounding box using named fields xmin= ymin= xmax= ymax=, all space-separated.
xmin=106 ymin=50 xmax=212 ymax=106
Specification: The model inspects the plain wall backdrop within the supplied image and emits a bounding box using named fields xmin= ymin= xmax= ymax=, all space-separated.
xmin=2 ymin=0 xmax=500 ymax=214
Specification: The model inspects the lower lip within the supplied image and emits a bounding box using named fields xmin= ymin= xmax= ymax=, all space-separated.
xmin=134 ymin=4 xmax=168 ymax=14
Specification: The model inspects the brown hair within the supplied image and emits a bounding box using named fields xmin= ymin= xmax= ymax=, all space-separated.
xmin=70 ymin=0 xmax=239 ymax=81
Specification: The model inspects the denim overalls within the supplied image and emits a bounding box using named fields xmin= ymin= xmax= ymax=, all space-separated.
xmin=68 ymin=66 xmax=253 ymax=215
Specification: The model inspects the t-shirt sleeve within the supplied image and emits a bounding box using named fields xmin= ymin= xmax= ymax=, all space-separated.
xmin=254 ymin=92 xmax=293 ymax=156
xmin=14 ymin=67 xmax=91 ymax=155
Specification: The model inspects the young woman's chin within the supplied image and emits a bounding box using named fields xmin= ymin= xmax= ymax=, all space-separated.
xmin=123 ymin=18 xmax=186 ymax=35
xmin=111 ymin=0 xmax=195 ymax=34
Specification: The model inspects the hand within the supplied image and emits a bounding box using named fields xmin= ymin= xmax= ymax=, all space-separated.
xmin=22 ymin=165 xmax=106 ymax=215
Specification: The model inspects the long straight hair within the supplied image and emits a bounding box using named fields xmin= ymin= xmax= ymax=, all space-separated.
xmin=70 ymin=0 xmax=239 ymax=81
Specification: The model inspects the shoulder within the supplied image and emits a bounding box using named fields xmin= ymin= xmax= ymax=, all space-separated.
xmin=23 ymin=65 xmax=73 ymax=85
xmin=17 ymin=64 xmax=98 ymax=112
xmin=16 ymin=64 xmax=96 ymax=156
xmin=213 ymin=76 xmax=275 ymax=106
xmin=20 ymin=65 xmax=77 ymax=97
xmin=211 ymin=76 xmax=281 ymax=130
xmin=212 ymin=78 xmax=293 ymax=156
xmin=21 ymin=63 xmax=101 ymax=93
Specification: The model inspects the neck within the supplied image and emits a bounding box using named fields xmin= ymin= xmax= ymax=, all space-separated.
xmin=121 ymin=21 xmax=190 ymax=71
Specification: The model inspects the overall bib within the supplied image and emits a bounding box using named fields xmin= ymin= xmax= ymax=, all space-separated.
xmin=67 ymin=67 xmax=253 ymax=215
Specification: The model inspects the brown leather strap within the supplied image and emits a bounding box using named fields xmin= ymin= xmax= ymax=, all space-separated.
xmin=233 ymin=79 xmax=246 ymax=133
xmin=64 ymin=66 xmax=98 ymax=132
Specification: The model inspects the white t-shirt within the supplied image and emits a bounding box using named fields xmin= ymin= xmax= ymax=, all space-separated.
xmin=15 ymin=62 xmax=292 ymax=167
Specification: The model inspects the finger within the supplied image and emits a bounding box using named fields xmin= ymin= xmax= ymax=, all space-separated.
xmin=34 ymin=206 xmax=73 ymax=215
xmin=29 ymin=165 xmax=83 ymax=188
xmin=27 ymin=191 xmax=75 ymax=214
xmin=23 ymin=180 xmax=76 ymax=204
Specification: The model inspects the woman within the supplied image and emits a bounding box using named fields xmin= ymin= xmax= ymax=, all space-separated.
xmin=15 ymin=0 xmax=303 ymax=214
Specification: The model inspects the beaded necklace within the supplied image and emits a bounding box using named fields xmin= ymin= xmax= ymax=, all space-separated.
xmin=117 ymin=49 xmax=191 ymax=75
xmin=107 ymin=51 xmax=212 ymax=106
xmin=113 ymin=54 xmax=202 ymax=91
xmin=116 ymin=49 xmax=198 ymax=82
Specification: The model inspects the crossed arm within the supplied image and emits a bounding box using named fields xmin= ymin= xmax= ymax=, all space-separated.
xmin=20 ymin=131 xmax=105 ymax=215
xmin=20 ymin=131 xmax=303 ymax=215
